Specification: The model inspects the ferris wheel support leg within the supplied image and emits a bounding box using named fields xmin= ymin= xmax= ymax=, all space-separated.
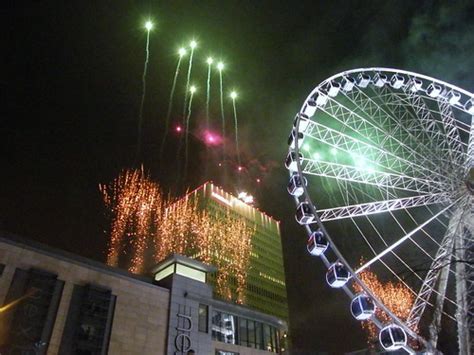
xmin=427 ymin=228 xmax=455 ymax=349
xmin=427 ymin=206 xmax=466 ymax=349
xmin=455 ymin=204 xmax=473 ymax=355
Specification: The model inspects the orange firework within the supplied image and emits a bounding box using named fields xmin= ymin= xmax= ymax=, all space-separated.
xmin=101 ymin=168 xmax=254 ymax=303
xmin=100 ymin=167 xmax=163 ymax=273
xmin=353 ymin=266 xmax=416 ymax=346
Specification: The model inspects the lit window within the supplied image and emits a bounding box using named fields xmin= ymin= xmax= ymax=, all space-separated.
xmin=198 ymin=304 xmax=208 ymax=333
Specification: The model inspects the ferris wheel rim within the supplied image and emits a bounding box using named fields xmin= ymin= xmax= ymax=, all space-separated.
xmin=290 ymin=67 xmax=473 ymax=352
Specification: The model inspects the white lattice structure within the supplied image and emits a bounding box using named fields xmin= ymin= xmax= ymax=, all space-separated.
xmin=287 ymin=68 xmax=473 ymax=353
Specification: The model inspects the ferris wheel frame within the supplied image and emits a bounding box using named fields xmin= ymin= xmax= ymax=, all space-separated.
xmin=288 ymin=67 xmax=474 ymax=353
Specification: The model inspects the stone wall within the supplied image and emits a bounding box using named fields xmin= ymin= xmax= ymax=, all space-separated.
xmin=0 ymin=239 xmax=170 ymax=355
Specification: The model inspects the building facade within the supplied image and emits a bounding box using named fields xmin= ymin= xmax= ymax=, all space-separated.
xmin=187 ymin=182 xmax=288 ymax=322
xmin=0 ymin=233 xmax=287 ymax=354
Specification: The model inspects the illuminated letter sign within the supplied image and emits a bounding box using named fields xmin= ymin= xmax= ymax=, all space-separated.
xmin=175 ymin=309 xmax=193 ymax=354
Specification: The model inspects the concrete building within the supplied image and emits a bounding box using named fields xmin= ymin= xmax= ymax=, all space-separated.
xmin=0 ymin=233 xmax=287 ymax=354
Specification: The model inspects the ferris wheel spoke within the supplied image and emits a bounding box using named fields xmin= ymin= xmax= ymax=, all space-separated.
xmin=436 ymin=98 xmax=468 ymax=169
xmin=354 ymin=202 xmax=456 ymax=275
xmin=317 ymin=193 xmax=451 ymax=222
xmin=304 ymin=121 xmax=452 ymax=184
xmin=359 ymin=212 xmax=457 ymax=323
xmin=466 ymin=117 xmax=474 ymax=174
xmin=338 ymin=89 xmax=450 ymax=177
xmin=301 ymin=158 xmax=445 ymax=194
xmin=388 ymin=89 xmax=465 ymax=177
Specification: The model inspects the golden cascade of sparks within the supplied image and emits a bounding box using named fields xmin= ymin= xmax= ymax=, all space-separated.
xmin=101 ymin=169 xmax=254 ymax=304
xmin=353 ymin=261 xmax=418 ymax=348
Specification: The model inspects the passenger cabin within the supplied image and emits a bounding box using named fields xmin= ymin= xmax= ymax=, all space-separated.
xmin=293 ymin=113 xmax=310 ymax=132
xmin=295 ymin=202 xmax=315 ymax=225
xmin=350 ymin=293 xmax=376 ymax=320
xmin=288 ymin=129 xmax=304 ymax=149
xmin=427 ymin=83 xmax=442 ymax=98
xmin=302 ymin=99 xmax=317 ymax=118
xmin=285 ymin=151 xmax=303 ymax=172
xmin=379 ymin=324 xmax=407 ymax=351
xmin=373 ymin=73 xmax=388 ymax=88
xmin=287 ymin=174 xmax=307 ymax=197
xmin=307 ymin=229 xmax=329 ymax=256
xmin=326 ymin=262 xmax=350 ymax=288
xmin=342 ymin=76 xmax=356 ymax=92
xmin=390 ymin=74 xmax=405 ymax=89
xmin=357 ymin=73 xmax=370 ymax=88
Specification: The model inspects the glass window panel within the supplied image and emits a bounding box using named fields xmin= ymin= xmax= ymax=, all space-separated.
xmin=271 ymin=327 xmax=277 ymax=352
xmin=239 ymin=318 xmax=248 ymax=346
xmin=263 ymin=324 xmax=272 ymax=352
xmin=154 ymin=264 xmax=174 ymax=281
xmin=248 ymin=320 xmax=256 ymax=348
xmin=175 ymin=263 xmax=206 ymax=282
xmin=255 ymin=322 xmax=263 ymax=350
xmin=212 ymin=310 xmax=225 ymax=342
xmin=223 ymin=313 xmax=237 ymax=344
xmin=198 ymin=304 xmax=208 ymax=333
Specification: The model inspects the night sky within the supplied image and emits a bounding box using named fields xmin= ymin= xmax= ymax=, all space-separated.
xmin=2 ymin=1 xmax=474 ymax=353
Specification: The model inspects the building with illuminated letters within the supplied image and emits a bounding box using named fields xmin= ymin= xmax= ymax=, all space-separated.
xmin=185 ymin=182 xmax=288 ymax=322
xmin=0 ymin=182 xmax=289 ymax=354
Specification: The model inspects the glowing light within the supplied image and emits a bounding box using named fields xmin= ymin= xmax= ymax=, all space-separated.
xmin=190 ymin=40 xmax=197 ymax=49
xmin=176 ymin=125 xmax=182 ymax=132
xmin=217 ymin=61 xmax=224 ymax=71
xmin=102 ymin=170 xmax=254 ymax=304
xmin=207 ymin=57 xmax=214 ymax=65
xmin=178 ymin=47 xmax=187 ymax=57
xmin=302 ymin=144 xmax=310 ymax=152
xmin=144 ymin=21 xmax=154 ymax=31
xmin=238 ymin=166 xmax=243 ymax=172
xmin=230 ymin=91 xmax=238 ymax=100
xmin=353 ymin=264 xmax=416 ymax=346
xmin=256 ymin=178 xmax=261 ymax=183
xmin=313 ymin=152 xmax=321 ymax=160
xmin=238 ymin=192 xmax=254 ymax=204
xmin=211 ymin=192 xmax=232 ymax=206
xmin=218 ymin=162 xmax=222 ymax=167
xmin=190 ymin=85 xmax=197 ymax=94
xmin=203 ymin=130 xmax=222 ymax=146
xmin=330 ymin=147 xmax=338 ymax=155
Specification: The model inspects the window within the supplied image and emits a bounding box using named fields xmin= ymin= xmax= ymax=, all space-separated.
xmin=255 ymin=322 xmax=264 ymax=350
xmin=239 ymin=318 xmax=248 ymax=346
xmin=248 ymin=320 xmax=256 ymax=348
xmin=154 ymin=264 xmax=174 ymax=281
xmin=212 ymin=310 xmax=280 ymax=353
xmin=215 ymin=351 xmax=239 ymax=355
xmin=198 ymin=304 xmax=208 ymax=333
xmin=211 ymin=311 xmax=237 ymax=344
xmin=60 ymin=284 xmax=115 ymax=354
xmin=264 ymin=324 xmax=272 ymax=351
xmin=176 ymin=263 xmax=206 ymax=283
xmin=2 ymin=268 xmax=64 ymax=352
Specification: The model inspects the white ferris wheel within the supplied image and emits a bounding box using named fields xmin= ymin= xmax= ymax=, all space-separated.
xmin=286 ymin=68 xmax=473 ymax=353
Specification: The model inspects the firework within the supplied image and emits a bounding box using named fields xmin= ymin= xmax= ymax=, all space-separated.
xmin=136 ymin=20 xmax=154 ymax=160
xmin=230 ymin=90 xmax=240 ymax=166
xmin=217 ymin=62 xmax=225 ymax=158
xmin=101 ymin=169 xmax=254 ymax=302
xmin=100 ymin=167 xmax=163 ymax=273
xmin=206 ymin=57 xmax=213 ymax=128
xmin=353 ymin=265 xmax=416 ymax=347
xmin=160 ymin=48 xmax=187 ymax=163
xmin=183 ymin=85 xmax=196 ymax=182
